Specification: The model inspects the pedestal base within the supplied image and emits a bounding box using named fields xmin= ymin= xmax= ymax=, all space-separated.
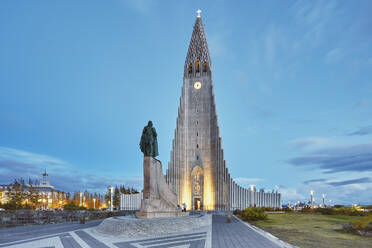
xmin=137 ymin=157 xmax=183 ymax=219
xmin=136 ymin=211 xmax=189 ymax=219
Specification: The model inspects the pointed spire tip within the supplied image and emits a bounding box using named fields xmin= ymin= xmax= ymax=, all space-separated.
xmin=196 ymin=9 xmax=202 ymax=18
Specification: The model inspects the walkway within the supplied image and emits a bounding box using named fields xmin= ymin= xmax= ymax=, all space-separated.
xmin=212 ymin=215 xmax=282 ymax=248
xmin=0 ymin=215 xmax=290 ymax=248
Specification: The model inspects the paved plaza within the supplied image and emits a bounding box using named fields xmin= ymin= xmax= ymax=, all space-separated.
xmin=0 ymin=215 xmax=292 ymax=248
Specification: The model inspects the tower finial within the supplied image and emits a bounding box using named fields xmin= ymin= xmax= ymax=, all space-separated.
xmin=196 ymin=9 xmax=202 ymax=18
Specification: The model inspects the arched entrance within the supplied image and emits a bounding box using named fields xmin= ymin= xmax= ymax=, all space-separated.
xmin=191 ymin=165 xmax=203 ymax=210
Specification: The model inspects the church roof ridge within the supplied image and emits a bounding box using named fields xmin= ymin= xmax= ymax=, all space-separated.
xmin=184 ymin=15 xmax=211 ymax=68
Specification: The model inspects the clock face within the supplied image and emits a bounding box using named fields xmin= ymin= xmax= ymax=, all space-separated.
xmin=194 ymin=81 xmax=202 ymax=90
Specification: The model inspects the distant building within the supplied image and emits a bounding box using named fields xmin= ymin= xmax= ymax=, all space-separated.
xmin=0 ymin=170 xmax=67 ymax=209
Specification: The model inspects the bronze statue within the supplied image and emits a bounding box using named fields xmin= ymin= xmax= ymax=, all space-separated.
xmin=140 ymin=121 xmax=159 ymax=157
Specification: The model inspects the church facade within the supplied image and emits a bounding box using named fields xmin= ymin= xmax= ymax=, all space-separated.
xmin=165 ymin=13 xmax=281 ymax=211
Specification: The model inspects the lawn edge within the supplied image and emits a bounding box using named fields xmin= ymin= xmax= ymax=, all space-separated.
xmin=233 ymin=215 xmax=298 ymax=248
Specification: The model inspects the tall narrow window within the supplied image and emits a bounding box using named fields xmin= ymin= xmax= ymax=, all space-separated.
xmin=203 ymin=62 xmax=207 ymax=72
xmin=197 ymin=132 xmax=198 ymax=136
xmin=188 ymin=63 xmax=193 ymax=74
xmin=196 ymin=59 xmax=200 ymax=73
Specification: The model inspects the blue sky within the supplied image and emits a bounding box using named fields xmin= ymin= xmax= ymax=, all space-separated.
xmin=1 ymin=0 xmax=372 ymax=205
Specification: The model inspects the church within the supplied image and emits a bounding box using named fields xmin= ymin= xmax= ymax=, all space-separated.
xmin=165 ymin=11 xmax=281 ymax=211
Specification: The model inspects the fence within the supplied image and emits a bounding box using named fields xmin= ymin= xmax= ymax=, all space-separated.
xmin=120 ymin=192 xmax=142 ymax=210
xmin=0 ymin=210 xmax=135 ymax=228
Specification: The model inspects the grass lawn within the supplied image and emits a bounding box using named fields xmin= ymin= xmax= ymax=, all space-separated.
xmin=250 ymin=213 xmax=372 ymax=248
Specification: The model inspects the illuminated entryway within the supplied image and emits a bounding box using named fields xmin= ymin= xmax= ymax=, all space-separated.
xmin=191 ymin=165 xmax=203 ymax=210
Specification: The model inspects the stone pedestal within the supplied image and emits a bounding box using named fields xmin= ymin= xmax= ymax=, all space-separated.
xmin=136 ymin=157 xmax=188 ymax=218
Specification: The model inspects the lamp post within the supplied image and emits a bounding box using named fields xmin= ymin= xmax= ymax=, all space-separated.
xmin=310 ymin=190 xmax=314 ymax=208
xmin=93 ymin=198 xmax=96 ymax=209
xmin=109 ymin=187 xmax=114 ymax=211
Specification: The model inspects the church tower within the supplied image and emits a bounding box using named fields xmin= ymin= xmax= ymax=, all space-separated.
xmin=166 ymin=11 xmax=230 ymax=210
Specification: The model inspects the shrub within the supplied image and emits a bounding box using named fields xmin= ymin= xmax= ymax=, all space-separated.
xmin=300 ymin=206 xmax=313 ymax=213
xmin=240 ymin=207 xmax=268 ymax=221
xmin=63 ymin=203 xmax=86 ymax=210
xmin=334 ymin=207 xmax=367 ymax=216
xmin=314 ymin=207 xmax=336 ymax=215
xmin=351 ymin=215 xmax=372 ymax=230
xmin=233 ymin=209 xmax=242 ymax=216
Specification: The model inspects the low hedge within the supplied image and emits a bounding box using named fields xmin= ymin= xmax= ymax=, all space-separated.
xmin=343 ymin=214 xmax=372 ymax=236
xmin=235 ymin=207 xmax=268 ymax=221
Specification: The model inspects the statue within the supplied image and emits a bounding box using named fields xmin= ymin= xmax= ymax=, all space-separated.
xmin=140 ymin=121 xmax=158 ymax=157
xmin=136 ymin=120 xmax=188 ymax=218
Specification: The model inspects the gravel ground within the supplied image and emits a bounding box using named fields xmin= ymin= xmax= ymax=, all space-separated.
xmin=95 ymin=213 xmax=211 ymax=238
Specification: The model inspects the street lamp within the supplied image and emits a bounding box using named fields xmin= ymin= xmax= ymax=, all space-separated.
xmin=79 ymin=192 xmax=82 ymax=207
xmin=109 ymin=186 xmax=114 ymax=211
xmin=310 ymin=190 xmax=314 ymax=208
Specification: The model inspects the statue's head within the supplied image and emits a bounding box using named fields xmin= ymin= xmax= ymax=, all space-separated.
xmin=148 ymin=120 xmax=153 ymax=127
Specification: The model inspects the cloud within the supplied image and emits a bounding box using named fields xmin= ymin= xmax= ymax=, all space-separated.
xmin=347 ymin=125 xmax=372 ymax=136
xmin=121 ymin=0 xmax=157 ymax=14
xmin=327 ymin=177 xmax=372 ymax=187
xmin=353 ymin=100 xmax=372 ymax=109
xmin=292 ymin=0 xmax=338 ymax=46
xmin=282 ymin=181 xmax=372 ymax=205
xmin=303 ymin=177 xmax=372 ymax=187
xmin=288 ymin=137 xmax=330 ymax=150
xmin=234 ymin=177 xmax=263 ymax=185
xmin=0 ymin=147 xmax=142 ymax=193
xmin=0 ymin=146 xmax=66 ymax=168
xmin=303 ymin=178 xmax=327 ymax=185
xmin=325 ymin=48 xmax=345 ymax=64
xmin=279 ymin=188 xmax=305 ymax=202
xmin=288 ymin=143 xmax=372 ymax=173
xmin=208 ymin=33 xmax=228 ymax=58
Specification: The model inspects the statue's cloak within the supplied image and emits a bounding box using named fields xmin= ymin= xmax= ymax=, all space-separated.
xmin=140 ymin=125 xmax=158 ymax=157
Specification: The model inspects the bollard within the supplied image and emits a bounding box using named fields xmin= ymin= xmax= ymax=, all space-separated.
xmin=80 ymin=216 xmax=85 ymax=224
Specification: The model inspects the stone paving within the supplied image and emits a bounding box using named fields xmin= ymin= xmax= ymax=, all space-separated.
xmin=0 ymin=214 xmax=293 ymax=248
xmin=212 ymin=215 xmax=287 ymax=248
xmin=96 ymin=214 xmax=209 ymax=237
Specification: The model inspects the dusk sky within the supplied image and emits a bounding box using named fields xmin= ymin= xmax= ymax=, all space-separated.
xmin=1 ymin=0 xmax=372 ymax=205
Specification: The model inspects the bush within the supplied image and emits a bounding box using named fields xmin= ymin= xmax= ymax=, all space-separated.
xmin=300 ymin=206 xmax=313 ymax=213
xmin=351 ymin=215 xmax=372 ymax=230
xmin=334 ymin=207 xmax=367 ymax=216
xmin=63 ymin=203 xmax=86 ymax=210
xmin=239 ymin=207 xmax=268 ymax=221
xmin=233 ymin=209 xmax=242 ymax=216
xmin=314 ymin=207 xmax=336 ymax=215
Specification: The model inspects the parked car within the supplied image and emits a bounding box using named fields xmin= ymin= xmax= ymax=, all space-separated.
xmin=0 ymin=208 xmax=5 ymax=211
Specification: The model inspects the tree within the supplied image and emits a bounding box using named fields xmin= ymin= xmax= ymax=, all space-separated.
xmin=105 ymin=188 xmax=112 ymax=208
xmin=28 ymin=180 xmax=40 ymax=209
xmin=113 ymin=186 xmax=120 ymax=209
xmin=8 ymin=179 xmax=26 ymax=209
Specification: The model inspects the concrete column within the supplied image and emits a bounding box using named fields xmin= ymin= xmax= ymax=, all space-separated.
xmin=245 ymin=188 xmax=248 ymax=209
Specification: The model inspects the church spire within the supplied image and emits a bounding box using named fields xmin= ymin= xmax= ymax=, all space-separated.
xmin=184 ymin=10 xmax=211 ymax=76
